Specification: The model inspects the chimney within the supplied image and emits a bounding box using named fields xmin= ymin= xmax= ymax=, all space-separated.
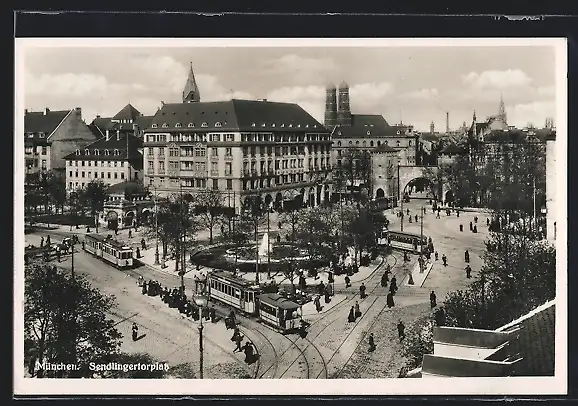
xmin=446 ymin=112 xmax=450 ymax=133
xmin=75 ymin=107 xmax=82 ymax=118
xmin=117 ymin=130 xmax=121 ymax=141
xmin=106 ymin=130 xmax=110 ymax=141
xmin=24 ymin=109 xmax=28 ymax=114
xmin=133 ymin=123 xmax=138 ymax=137
xmin=43 ymin=107 xmax=50 ymax=115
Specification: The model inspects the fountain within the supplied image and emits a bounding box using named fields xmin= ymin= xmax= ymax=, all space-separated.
xmin=258 ymin=232 xmax=271 ymax=261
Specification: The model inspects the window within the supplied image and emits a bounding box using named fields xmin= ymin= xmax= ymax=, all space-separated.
xmin=88 ymin=161 xmax=91 ymax=167
xmin=225 ymin=134 xmax=234 ymax=142
xmin=396 ymin=141 xmax=400 ymax=147
xmin=169 ymin=147 xmax=179 ymax=157
xmin=409 ymin=140 xmax=412 ymax=146
xmin=188 ymin=123 xmax=194 ymax=127
xmin=81 ymin=161 xmax=85 ymax=167
xmin=176 ymin=123 xmax=182 ymax=128
xmin=39 ymin=132 xmax=45 ymax=138
xmin=215 ymin=122 xmax=222 ymax=127
xmin=101 ymin=172 xmax=104 ymax=178
xmin=251 ymin=122 xmax=256 ymax=127
xmin=201 ymin=122 xmax=208 ymax=128
xmin=75 ymin=149 xmax=80 ymax=155
xmin=107 ymin=173 xmax=111 ymax=179
xmin=114 ymin=149 xmax=120 ymax=155
xmin=212 ymin=179 xmax=219 ymax=190
xmin=226 ymin=179 xmax=232 ymax=190
xmin=225 ymin=162 xmax=232 ymax=175
xmin=121 ymin=162 xmax=124 ymax=167
xmin=104 ymin=149 xmax=110 ymax=156
xmin=225 ymin=147 xmax=232 ymax=157
xmin=94 ymin=172 xmax=97 ymax=178
xmin=69 ymin=171 xmax=72 ymax=177
xmin=159 ymin=148 xmax=165 ymax=157
xmin=41 ymin=146 xmax=47 ymax=155
xmin=94 ymin=149 xmax=99 ymax=156
xmin=162 ymin=123 xmax=168 ymax=128
xmin=27 ymin=133 xmax=33 ymax=138
xmin=211 ymin=134 xmax=220 ymax=142
xmin=211 ymin=147 xmax=218 ymax=157
xmin=151 ymin=124 xmax=158 ymax=128
xmin=114 ymin=173 xmax=118 ymax=179
xmin=114 ymin=161 xmax=118 ymax=167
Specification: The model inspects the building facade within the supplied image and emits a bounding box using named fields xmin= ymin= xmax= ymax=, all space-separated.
xmin=24 ymin=107 xmax=97 ymax=176
xmin=545 ymin=132 xmax=557 ymax=241
xmin=64 ymin=130 xmax=144 ymax=191
xmin=370 ymin=144 xmax=399 ymax=201
xmin=143 ymin=98 xmax=332 ymax=213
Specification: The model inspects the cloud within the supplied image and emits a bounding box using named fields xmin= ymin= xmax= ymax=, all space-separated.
xmin=264 ymin=54 xmax=337 ymax=83
xmin=463 ymin=69 xmax=533 ymax=89
xmin=25 ymin=71 xmax=109 ymax=98
xmin=403 ymin=88 xmax=439 ymax=100
xmin=506 ymin=101 xmax=556 ymax=128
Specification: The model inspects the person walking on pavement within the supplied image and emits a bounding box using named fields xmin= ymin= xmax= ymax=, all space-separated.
xmin=210 ymin=305 xmax=217 ymax=323
xmin=234 ymin=331 xmax=244 ymax=353
xmin=344 ymin=275 xmax=351 ymax=288
xmin=436 ymin=210 xmax=440 ymax=219
xmin=128 ymin=229 xmax=132 ymax=239
xmin=314 ymin=295 xmax=322 ymax=313
xmin=474 ymin=216 xmax=478 ymax=223
xmin=40 ymin=237 xmax=44 ymax=248
xmin=465 ymin=265 xmax=472 ymax=279
xmin=354 ymin=301 xmax=362 ymax=319
xmin=487 ymin=218 xmax=490 ymax=227
xmin=359 ymin=283 xmax=367 ymax=299
xmin=137 ymin=275 xmax=144 ymax=287
xmin=469 ymin=221 xmax=473 ymax=231
xmin=435 ymin=251 xmax=439 ymax=261
xmin=387 ymin=292 xmax=395 ymax=308
xmin=442 ymin=254 xmax=447 ymax=267
xmin=368 ymin=333 xmax=376 ymax=352
xmin=390 ymin=276 xmax=398 ymax=294
xmin=464 ymin=250 xmax=470 ymax=263
xmin=415 ymin=214 xmax=418 ymax=223
xmin=430 ymin=291 xmax=437 ymax=309
xmin=132 ymin=323 xmax=139 ymax=341
xmin=348 ymin=306 xmax=356 ymax=322
xmin=381 ymin=272 xmax=388 ymax=287
xmin=397 ymin=321 xmax=406 ymax=342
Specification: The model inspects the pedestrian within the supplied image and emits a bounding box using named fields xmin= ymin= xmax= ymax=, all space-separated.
xmin=390 ymin=276 xmax=398 ymax=294
xmin=469 ymin=221 xmax=473 ymax=231
xmin=457 ymin=210 xmax=460 ymax=218
xmin=430 ymin=291 xmax=437 ymax=309
xmin=243 ymin=341 xmax=254 ymax=364
xmin=474 ymin=216 xmax=478 ymax=224
xmin=359 ymin=283 xmax=367 ymax=299
xmin=397 ymin=321 xmax=406 ymax=342
xmin=423 ymin=207 xmax=427 ymax=214
xmin=128 ymin=229 xmax=132 ymax=238
xmin=435 ymin=251 xmax=439 ymax=261
xmin=132 ymin=323 xmax=139 ymax=341
xmin=459 ymin=224 xmax=463 ymax=232
xmin=40 ymin=237 xmax=44 ymax=248
xmin=141 ymin=281 xmax=147 ymax=295
xmin=415 ymin=214 xmax=418 ymax=223
xmin=210 ymin=306 xmax=217 ymax=323
xmin=368 ymin=333 xmax=376 ymax=352
xmin=141 ymin=238 xmax=146 ymax=250
xmin=435 ymin=307 xmax=446 ymax=327
xmin=442 ymin=254 xmax=447 ymax=267
xmin=387 ymin=292 xmax=395 ymax=308
xmin=324 ymin=288 xmax=331 ymax=304
xmin=464 ymin=250 xmax=470 ymax=263
xmin=46 ymin=235 xmax=51 ymax=246
xmin=348 ymin=306 xmax=356 ymax=322
xmin=409 ymin=216 xmax=412 ymax=223
xmin=231 ymin=326 xmax=240 ymax=342
xmin=486 ymin=218 xmax=490 ymax=227
xmin=436 ymin=211 xmax=440 ymax=219
xmin=135 ymin=247 xmax=140 ymax=259
xmin=344 ymin=275 xmax=351 ymax=288
xmin=354 ymin=301 xmax=362 ymax=318
xmin=381 ymin=273 xmax=388 ymax=287
xmin=473 ymin=225 xmax=477 ymax=233
xmin=407 ymin=209 xmax=410 ymax=216
xmin=314 ymin=295 xmax=322 ymax=313
xmin=234 ymin=331 xmax=244 ymax=353
xmin=466 ymin=265 xmax=472 ymax=279
xmin=317 ymin=281 xmax=325 ymax=295
xmin=137 ymin=275 xmax=144 ymax=287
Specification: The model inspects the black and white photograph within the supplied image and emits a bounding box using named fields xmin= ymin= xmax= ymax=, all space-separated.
xmin=14 ymin=38 xmax=567 ymax=396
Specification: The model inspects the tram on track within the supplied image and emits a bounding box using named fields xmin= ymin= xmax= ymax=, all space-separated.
xmin=206 ymin=270 xmax=302 ymax=334
xmin=377 ymin=229 xmax=428 ymax=254
xmin=83 ymin=233 xmax=134 ymax=269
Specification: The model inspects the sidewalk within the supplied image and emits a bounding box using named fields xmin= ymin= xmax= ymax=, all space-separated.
xmin=301 ymin=294 xmax=348 ymax=319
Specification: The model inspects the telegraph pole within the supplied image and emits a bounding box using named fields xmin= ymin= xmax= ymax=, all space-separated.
xmin=400 ymin=193 xmax=404 ymax=232
xmin=419 ymin=206 xmax=424 ymax=272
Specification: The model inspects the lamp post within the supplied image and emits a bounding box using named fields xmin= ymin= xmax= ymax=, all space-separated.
xmin=194 ymin=294 xmax=208 ymax=379
xmin=266 ymin=201 xmax=271 ymax=279
xmin=419 ymin=205 xmax=424 ymax=273
xmin=153 ymin=187 xmax=160 ymax=265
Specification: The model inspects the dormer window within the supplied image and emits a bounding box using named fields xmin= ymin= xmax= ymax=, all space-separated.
xmin=162 ymin=123 xmax=168 ymax=128
xmin=152 ymin=124 xmax=158 ymax=128
xmin=313 ymin=125 xmax=317 ymax=128
xmin=262 ymin=123 xmax=266 ymax=127
xmin=305 ymin=124 xmax=309 ymax=128
xmin=251 ymin=123 xmax=256 ymax=127
xmin=397 ymin=130 xmax=401 ymax=135
xmin=84 ymin=149 xmax=89 ymax=155
xmin=94 ymin=149 xmax=99 ymax=155
xmin=104 ymin=149 xmax=110 ymax=156
xmin=289 ymin=124 xmax=293 ymax=128
xmin=272 ymin=123 xmax=276 ymax=128
xmin=188 ymin=123 xmax=195 ymax=127
xmin=366 ymin=131 xmax=371 ymax=135
xmin=201 ymin=122 xmax=208 ymax=128
xmin=337 ymin=141 xmax=342 ymax=147
xmin=280 ymin=124 xmax=285 ymax=128
xmin=175 ymin=123 xmax=182 ymax=128
xmin=114 ymin=149 xmax=120 ymax=155
xmin=75 ymin=149 xmax=80 ymax=155
xmin=349 ymin=141 xmax=353 ymax=146
xmin=39 ymin=132 xmax=45 ymax=138
xmin=214 ymin=122 xmax=222 ymax=128
xmin=27 ymin=133 xmax=33 ymax=138
xmin=396 ymin=141 xmax=400 ymax=147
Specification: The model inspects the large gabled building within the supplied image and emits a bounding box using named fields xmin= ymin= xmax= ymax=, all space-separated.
xmin=143 ymin=96 xmax=332 ymax=213
xmin=24 ymin=107 xmax=97 ymax=176
xmin=90 ymin=103 xmax=154 ymax=141
xmin=63 ymin=130 xmax=143 ymax=191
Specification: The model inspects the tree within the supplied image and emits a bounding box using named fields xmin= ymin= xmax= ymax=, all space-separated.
xmin=47 ymin=173 xmax=67 ymax=215
xmin=401 ymin=314 xmax=435 ymax=371
xmin=338 ymin=149 xmax=372 ymax=201
xmin=194 ymin=189 xmax=225 ymax=245
xmin=242 ymin=195 xmax=267 ymax=283
xmin=24 ymin=264 xmax=122 ymax=378
xmin=222 ymin=213 xmax=253 ymax=268
xmin=82 ymin=180 xmax=108 ymax=232
xmin=280 ymin=198 xmax=302 ymax=241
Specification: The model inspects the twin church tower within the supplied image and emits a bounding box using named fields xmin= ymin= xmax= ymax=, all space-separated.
xmin=324 ymin=81 xmax=352 ymax=129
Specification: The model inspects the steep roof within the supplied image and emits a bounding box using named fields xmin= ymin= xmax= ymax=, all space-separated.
xmin=24 ymin=109 xmax=70 ymax=136
xmin=112 ymin=103 xmax=142 ymax=121
xmin=372 ymin=143 xmax=398 ymax=153
xmin=106 ymin=181 xmax=148 ymax=196
xmin=182 ymin=64 xmax=201 ymax=102
xmin=420 ymin=133 xmax=441 ymax=142
xmin=440 ymin=143 xmax=467 ymax=155
xmin=63 ymin=132 xmax=143 ymax=168
xmin=333 ymin=114 xmax=398 ymax=139
xmin=92 ymin=116 xmax=113 ymax=131
xmin=134 ymin=115 xmax=154 ymax=131
xmin=87 ymin=123 xmax=104 ymax=139
xmin=145 ymin=99 xmax=327 ymax=133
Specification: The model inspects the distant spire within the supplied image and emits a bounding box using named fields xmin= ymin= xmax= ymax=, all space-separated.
xmin=498 ymin=93 xmax=507 ymax=123
xmin=182 ymin=62 xmax=201 ymax=103
xmin=473 ymin=110 xmax=477 ymax=122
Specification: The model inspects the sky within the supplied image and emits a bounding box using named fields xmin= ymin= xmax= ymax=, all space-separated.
xmin=22 ymin=44 xmax=557 ymax=132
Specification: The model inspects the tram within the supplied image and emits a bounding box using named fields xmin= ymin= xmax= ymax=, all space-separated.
xmin=206 ymin=270 xmax=302 ymax=333
xmin=83 ymin=233 xmax=134 ymax=269
xmin=378 ymin=229 xmax=428 ymax=254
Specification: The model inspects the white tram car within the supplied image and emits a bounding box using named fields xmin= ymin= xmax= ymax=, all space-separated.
xmin=378 ymin=229 xmax=428 ymax=254
xmin=84 ymin=233 xmax=134 ymax=269
xmin=206 ymin=270 xmax=302 ymax=333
